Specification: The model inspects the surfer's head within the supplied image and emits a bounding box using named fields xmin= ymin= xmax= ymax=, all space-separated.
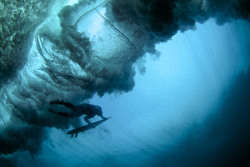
xmin=95 ymin=106 xmax=103 ymax=116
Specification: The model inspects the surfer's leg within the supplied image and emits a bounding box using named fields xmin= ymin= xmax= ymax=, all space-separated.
xmin=50 ymin=100 xmax=76 ymax=111
xmin=49 ymin=108 xmax=75 ymax=117
xmin=50 ymin=99 xmax=63 ymax=105
xmin=61 ymin=102 xmax=77 ymax=111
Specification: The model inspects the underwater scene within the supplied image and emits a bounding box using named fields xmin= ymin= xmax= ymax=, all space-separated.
xmin=0 ymin=0 xmax=250 ymax=166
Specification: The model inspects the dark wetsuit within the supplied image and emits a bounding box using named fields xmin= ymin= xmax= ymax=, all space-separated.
xmin=49 ymin=100 xmax=105 ymax=124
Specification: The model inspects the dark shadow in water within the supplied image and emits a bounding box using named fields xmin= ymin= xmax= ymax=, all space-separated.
xmin=154 ymin=68 xmax=250 ymax=167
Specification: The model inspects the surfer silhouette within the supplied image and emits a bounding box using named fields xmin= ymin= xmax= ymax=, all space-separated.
xmin=49 ymin=100 xmax=107 ymax=124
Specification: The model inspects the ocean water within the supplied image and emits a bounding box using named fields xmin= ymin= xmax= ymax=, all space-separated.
xmin=0 ymin=1 xmax=250 ymax=167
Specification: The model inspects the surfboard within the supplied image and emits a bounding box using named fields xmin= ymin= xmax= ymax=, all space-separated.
xmin=67 ymin=117 xmax=111 ymax=138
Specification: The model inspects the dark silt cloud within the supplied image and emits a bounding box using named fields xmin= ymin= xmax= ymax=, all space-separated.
xmin=0 ymin=0 xmax=249 ymax=163
xmin=106 ymin=0 xmax=250 ymax=53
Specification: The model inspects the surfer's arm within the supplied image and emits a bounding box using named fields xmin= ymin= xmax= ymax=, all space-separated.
xmin=100 ymin=115 xmax=107 ymax=120
xmin=84 ymin=116 xmax=91 ymax=124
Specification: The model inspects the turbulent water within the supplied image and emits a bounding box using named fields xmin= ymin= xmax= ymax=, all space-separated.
xmin=0 ymin=0 xmax=250 ymax=166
